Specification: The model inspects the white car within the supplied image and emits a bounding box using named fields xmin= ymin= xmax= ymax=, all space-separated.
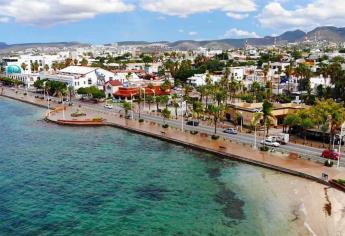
xmin=260 ymin=139 xmax=280 ymax=147
xmin=104 ymin=104 xmax=113 ymax=109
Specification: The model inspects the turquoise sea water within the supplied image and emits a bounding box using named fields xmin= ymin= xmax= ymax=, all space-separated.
xmin=0 ymin=98 xmax=302 ymax=236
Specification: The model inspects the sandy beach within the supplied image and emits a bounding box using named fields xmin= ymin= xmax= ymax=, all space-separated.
xmin=234 ymin=170 xmax=345 ymax=236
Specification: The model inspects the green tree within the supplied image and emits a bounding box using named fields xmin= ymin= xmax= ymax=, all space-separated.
xmin=81 ymin=58 xmax=88 ymax=66
xmin=122 ymin=101 xmax=132 ymax=118
xmin=162 ymin=108 xmax=171 ymax=125
xmin=262 ymin=100 xmax=274 ymax=138
xmin=208 ymin=104 xmax=225 ymax=135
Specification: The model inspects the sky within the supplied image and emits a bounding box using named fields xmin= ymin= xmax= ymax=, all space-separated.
xmin=0 ymin=0 xmax=344 ymax=44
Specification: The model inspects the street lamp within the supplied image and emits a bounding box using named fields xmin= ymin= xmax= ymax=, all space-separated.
xmin=181 ymin=98 xmax=184 ymax=132
xmin=141 ymin=87 xmax=146 ymax=112
xmin=130 ymin=93 xmax=134 ymax=120
xmin=240 ymin=111 xmax=243 ymax=132
xmin=43 ymin=81 xmax=50 ymax=117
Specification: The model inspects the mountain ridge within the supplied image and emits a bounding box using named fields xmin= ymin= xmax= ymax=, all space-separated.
xmin=1 ymin=26 xmax=345 ymax=51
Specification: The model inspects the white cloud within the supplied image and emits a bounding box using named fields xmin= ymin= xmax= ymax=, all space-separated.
xmin=0 ymin=16 xmax=10 ymax=23
xmin=178 ymin=29 xmax=184 ymax=33
xmin=226 ymin=12 xmax=248 ymax=20
xmin=259 ymin=1 xmax=345 ymax=30
xmin=0 ymin=0 xmax=135 ymax=26
xmin=188 ymin=31 xmax=198 ymax=36
xmin=224 ymin=28 xmax=259 ymax=38
xmin=141 ymin=0 xmax=256 ymax=17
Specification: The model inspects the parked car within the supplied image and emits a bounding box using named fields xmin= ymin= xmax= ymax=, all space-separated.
xmin=321 ymin=149 xmax=340 ymax=160
xmin=104 ymin=104 xmax=113 ymax=109
xmin=260 ymin=139 xmax=281 ymax=147
xmin=267 ymin=134 xmax=289 ymax=144
xmin=223 ymin=128 xmax=238 ymax=135
xmin=186 ymin=120 xmax=199 ymax=126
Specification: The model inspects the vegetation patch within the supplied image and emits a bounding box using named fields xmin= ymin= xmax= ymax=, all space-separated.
xmin=190 ymin=130 xmax=199 ymax=135
xmin=324 ymin=160 xmax=334 ymax=167
xmin=211 ymin=135 xmax=220 ymax=140
xmin=260 ymin=146 xmax=269 ymax=152
xmin=335 ymin=179 xmax=345 ymax=186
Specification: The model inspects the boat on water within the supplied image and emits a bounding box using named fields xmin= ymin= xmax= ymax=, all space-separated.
xmin=56 ymin=118 xmax=107 ymax=126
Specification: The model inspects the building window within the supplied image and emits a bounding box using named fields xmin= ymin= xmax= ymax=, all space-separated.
xmin=75 ymin=82 xmax=77 ymax=86
xmin=88 ymin=79 xmax=92 ymax=85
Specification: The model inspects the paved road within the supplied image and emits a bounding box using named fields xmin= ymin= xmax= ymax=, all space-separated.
xmin=6 ymin=87 xmax=345 ymax=167
xmin=76 ymin=100 xmax=345 ymax=167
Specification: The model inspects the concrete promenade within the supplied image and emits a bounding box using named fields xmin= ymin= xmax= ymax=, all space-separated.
xmin=1 ymin=87 xmax=345 ymax=188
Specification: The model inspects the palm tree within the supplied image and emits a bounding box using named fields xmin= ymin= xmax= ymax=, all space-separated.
xmin=122 ymin=101 xmax=132 ymax=118
xmin=81 ymin=58 xmax=88 ymax=66
xmin=136 ymin=94 xmax=143 ymax=119
xmin=44 ymin=64 xmax=49 ymax=71
xmin=251 ymin=112 xmax=263 ymax=149
xmin=160 ymin=95 xmax=170 ymax=109
xmin=162 ymin=108 xmax=171 ymax=125
xmin=213 ymin=87 xmax=227 ymax=106
xmin=21 ymin=63 xmax=27 ymax=73
xmin=229 ymin=79 xmax=239 ymax=103
xmin=171 ymin=94 xmax=180 ymax=119
xmin=155 ymin=96 xmax=161 ymax=112
xmin=192 ymin=101 xmax=204 ymax=125
xmin=146 ymin=95 xmax=154 ymax=112
xmin=284 ymin=64 xmax=293 ymax=94
xmin=183 ymin=84 xmax=193 ymax=115
xmin=262 ymin=100 xmax=274 ymax=138
xmin=208 ymin=104 xmax=225 ymax=135
xmin=68 ymin=86 xmax=74 ymax=103
xmin=263 ymin=64 xmax=269 ymax=84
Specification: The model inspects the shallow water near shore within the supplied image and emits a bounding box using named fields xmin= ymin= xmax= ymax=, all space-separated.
xmin=0 ymin=97 xmax=338 ymax=235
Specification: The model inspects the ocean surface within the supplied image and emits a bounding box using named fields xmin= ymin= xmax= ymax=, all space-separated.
xmin=0 ymin=97 xmax=303 ymax=236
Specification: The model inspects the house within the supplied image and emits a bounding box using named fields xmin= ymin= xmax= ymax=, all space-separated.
xmin=187 ymin=74 xmax=221 ymax=87
xmin=226 ymin=102 xmax=308 ymax=127
xmin=43 ymin=66 xmax=114 ymax=90
xmin=113 ymin=84 xmax=171 ymax=100
xmin=104 ymin=80 xmax=123 ymax=98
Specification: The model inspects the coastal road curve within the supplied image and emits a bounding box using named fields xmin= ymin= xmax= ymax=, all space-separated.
xmin=76 ymin=102 xmax=345 ymax=167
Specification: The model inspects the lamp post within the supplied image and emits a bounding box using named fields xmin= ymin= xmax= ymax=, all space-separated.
xmin=240 ymin=111 xmax=243 ymax=132
xmin=43 ymin=81 xmax=50 ymax=117
xmin=62 ymin=100 xmax=65 ymax=120
xmin=254 ymin=125 xmax=257 ymax=149
xmin=181 ymin=99 xmax=184 ymax=132
xmin=142 ymin=87 xmax=146 ymax=112
xmin=151 ymin=88 xmax=156 ymax=114
xmin=338 ymin=122 xmax=345 ymax=168
xmin=130 ymin=93 xmax=134 ymax=120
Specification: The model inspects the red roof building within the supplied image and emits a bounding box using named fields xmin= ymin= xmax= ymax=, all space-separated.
xmin=113 ymin=85 xmax=171 ymax=99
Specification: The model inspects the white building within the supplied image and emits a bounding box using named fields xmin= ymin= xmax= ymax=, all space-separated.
xmin=43 ymin=66 xmax=115 ymax=90
xmin=230 ymin=67 xmax=245 ymax=81
xmin=187 ymin=74 xmax=221 ymax=87
xmin=104 ymin=80 xmax=123 ymax=98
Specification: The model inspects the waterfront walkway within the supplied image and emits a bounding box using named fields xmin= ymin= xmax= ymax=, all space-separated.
xmin=1 ymin=87 xmax=345 ymax=187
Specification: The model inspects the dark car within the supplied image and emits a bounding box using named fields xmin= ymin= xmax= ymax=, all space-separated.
xmin=321 ymin=149 xmax=340 ymax=160
xmin=186 ymin=120 xmax=199 ymax=126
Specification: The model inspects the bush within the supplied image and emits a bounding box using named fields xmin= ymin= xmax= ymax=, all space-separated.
xmin=92 ymin=117 xmax=103 ymax=122
xmin=260 ymin=146 xmax=269 ymax=152
xmin=162 ymin=124 xmax=169 ymax=128
xmin=324 ymin=160 xmax=334 ymax=167
xmin=139 ymin=119 xmax=144 ymax=123
xmin=190 ymin=131 xmax=199 ymax=135
xmin=211 ymin=135 xmax=220 ymax=140
xmin=335 ymin=179 xmax=345 ymax=186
